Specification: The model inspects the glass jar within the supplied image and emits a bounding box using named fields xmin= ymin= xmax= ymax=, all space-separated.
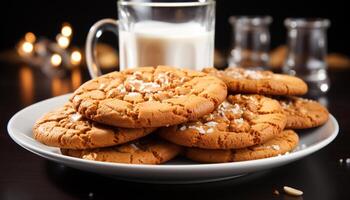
xmin=228 ymin=16 xmax=272 ymax=69
xmin=283 ymin=18 xmax=331 ymax=95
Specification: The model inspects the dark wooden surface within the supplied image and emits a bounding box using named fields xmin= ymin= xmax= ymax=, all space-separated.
xmin=0 ymin=62 xmax=349 ymax=200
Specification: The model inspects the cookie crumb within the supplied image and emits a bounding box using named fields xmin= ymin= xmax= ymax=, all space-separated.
xmin=156 ymin=73 xmax=170 ymax=85
xmin=98 ymin=83 xmax=106 ymax=90
xmin=205 ymin=121 xmax=218 ymax=127
xmin=234 ymin=118 xmax=244 ymax=125
xmin=281 ymin=101 xmax=291 ymax=109
xmin=83 ymin=153 xmax=98 ymax=160
xmin=130 ymin=144 xmax=140 ymax=150
xmin=142 ymin=82 xmax=161 ymax=92
xmin=133 ymin=71 xmax=142 ymax=76
xmin=230 ymin=104 xmax=243 ymax=114
xmin=283 ymin=186 xmax=303 ymax=196
xmin=127 ymin=92 xmax=141 ymax=97
xmin=179 ymin=125 xmax=187 ymax=131
xmin=273 ymin=189 xmax=280 ymax=195
xmin=271 ymin=145 xmax=280 ymax=151
xmin=206 ymin=128 xmax=214 ymax=134
xmin=180 ymin=77 xmax=186 ymax=83
xmin=244 ymin=70 xmax=264 ymax=80
xmin=70 ymin=113 xmax=82 ymax=122
xmin=117 ymin=84 xmax=126 ymax=93
xmin=196 ymin=126 xmax=206 ymax=134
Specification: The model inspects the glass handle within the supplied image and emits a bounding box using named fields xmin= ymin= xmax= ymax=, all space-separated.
xmin=85 ymin=19 xmax=119 ymax=78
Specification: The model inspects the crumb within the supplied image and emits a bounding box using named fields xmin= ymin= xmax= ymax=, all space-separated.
xmin=271 ymin=145 xmax=280 ymax=151
xmin=283 ymin=186 xmax=303 ymax=196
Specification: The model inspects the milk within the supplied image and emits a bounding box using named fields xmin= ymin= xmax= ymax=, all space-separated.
xmin=119 ymin=21 xmax=214 ymax=71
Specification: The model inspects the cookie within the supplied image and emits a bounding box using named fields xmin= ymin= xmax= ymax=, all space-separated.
xmin=159 ymin=94 xmax=286 ymax=149
xmin=33 ymin=103 xmax=155 ymax=149
xmin=185 ymin=130 xmax=299 ymax=163
xmin=203 ymin=67 xmax=308 ymax=96
xmin=71 ymin=66 xmax=227 ymax=128
xmin=278 ymin=97 xmax=329 ymax=129
xmin=61 ymin=137 xmax=182 ymax=164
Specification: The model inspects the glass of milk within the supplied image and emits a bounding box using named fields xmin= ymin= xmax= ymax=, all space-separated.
xmin=86 ymin=0 xmax=216 ymax=78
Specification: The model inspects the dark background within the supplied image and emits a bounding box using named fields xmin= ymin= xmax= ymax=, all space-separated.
xmin=0 ymin=1 xmax=350 ymax=200
xmin=1 ymin=0 xmax=349 ymax=54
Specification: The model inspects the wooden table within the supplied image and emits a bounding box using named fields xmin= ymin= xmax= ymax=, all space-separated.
xmin=1 ymin=62 xmax=349 ymax=200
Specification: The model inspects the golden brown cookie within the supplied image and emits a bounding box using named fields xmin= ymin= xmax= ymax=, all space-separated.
xmin=61 ymin=137 xmax=182 ymax=164
xmin=203 ymin=67 xmax=308 ymax=96
xmin=71 ymin=66 xmax=227 ymax=128
xmin=185 ymin=130 xmax=299 ymax=163
xmin=159 ymin=94 xmax=286 ymax=149
xmin=278 ymin=97 xmax=329 ymax=129
xmin=33 ymin=103 xmax=155 ymax=149
xmin=269 ymin=45 xmax=287 ymax=69
xmin=327 ymin=53 xmax=350 ymax=69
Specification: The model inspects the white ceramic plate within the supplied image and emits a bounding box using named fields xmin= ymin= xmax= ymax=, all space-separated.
xmin=8 ymin=94 xmax=339 ymax=184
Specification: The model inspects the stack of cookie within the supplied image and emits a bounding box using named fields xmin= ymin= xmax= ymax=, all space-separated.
xmin=33 ymin=66 xmax=227 ymax=164
xmin=169 ymin=67 xmax=328 ymax=163
xmin=33 ymin=66 xmax=329 ymax=164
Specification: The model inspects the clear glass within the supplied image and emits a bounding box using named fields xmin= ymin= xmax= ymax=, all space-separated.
xmin=118 ymin=0 xmax=215 ymax=71
xmin=85 ymin=0 xmax=215 ymax=78
xmin=283 ymin=18 xmax=330 ymax=95
xmin=228 ymin=16 xmax=272 ymax=69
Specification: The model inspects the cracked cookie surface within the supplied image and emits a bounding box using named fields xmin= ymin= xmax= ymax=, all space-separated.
xmin=185 ymin=130 xmax=298 ymax=163
xmin=278 ymin=97 xmax=329 ymax=129
xmin=61 ymin=137 xmax=182 ymax=164
xmin=203 ymin=67 xmax=307 ymax=96
xmin=33 ymin=103 xmax=155 ymax=149
xmin=71 ymin=66 xmax=227 ymax=128
xmin=159 ymin=94 xmax=286 ymax=149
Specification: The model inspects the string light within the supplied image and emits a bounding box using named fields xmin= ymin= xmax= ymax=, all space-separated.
xmin=50 ymin=53 xmax=62 ymax=67
xmin=24 ymin=32 xmax=36 ymax=43
xmin=70 ymin=50 xmax=82 ymax=66
xmin=22 ymin=41 xmax=34 ymax=54
xmin=16 ymin=22 xmax=86 ymax=72
xmin=62 ymin=26 xmax=72 ymax=37
xmin=56 ymin=34 xmax=70 ymax=49
xmin=61 ymin=23 xmax=73 ymax=37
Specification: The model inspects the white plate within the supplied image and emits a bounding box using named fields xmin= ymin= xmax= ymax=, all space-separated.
xmin=7 ymin=94 xmax=339 ymax=184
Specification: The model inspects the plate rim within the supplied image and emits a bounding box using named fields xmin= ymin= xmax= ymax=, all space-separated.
xmin=7 ymin=94 xmax=339 ymax=171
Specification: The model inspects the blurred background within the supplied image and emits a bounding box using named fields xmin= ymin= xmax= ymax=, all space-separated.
xmin=1 ymin=1 xmax=350 ymax=199
xmin=0 ymin=0 xmax=349 ymax=109
xmin=0 ymin=0 xmax=348 ymax=53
